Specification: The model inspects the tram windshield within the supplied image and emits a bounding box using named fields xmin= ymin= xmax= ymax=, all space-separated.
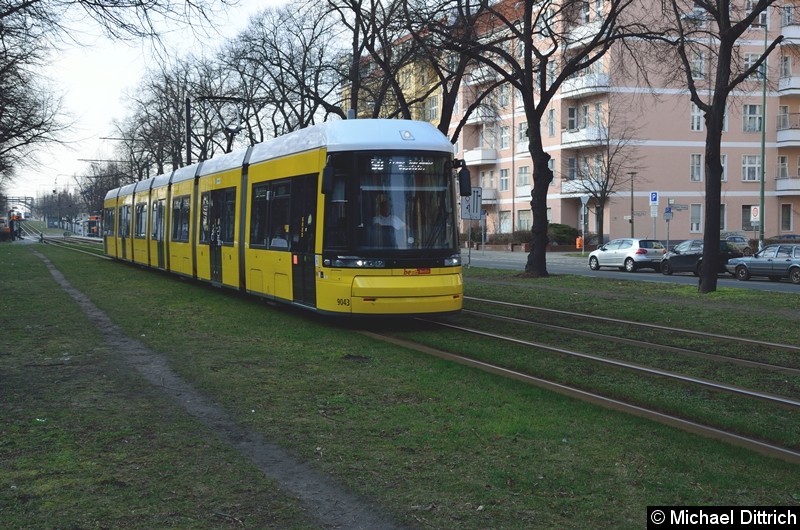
xmin=323 ymin=152 xmax=458 ymax=252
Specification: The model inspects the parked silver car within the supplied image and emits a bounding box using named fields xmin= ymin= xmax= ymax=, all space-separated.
xmin=724 ymin=244 xmax=800 ymax=284
xmin=588 ymin=238 xmax=665 ymax=272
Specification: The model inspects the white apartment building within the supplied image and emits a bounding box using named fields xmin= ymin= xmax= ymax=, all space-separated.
xmin=449 ymin=2 xmax=800 ymax=244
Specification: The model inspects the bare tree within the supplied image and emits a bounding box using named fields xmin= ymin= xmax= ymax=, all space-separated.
xmin=663 ymin=0 xmax=781 ymax=293
xmin=438 ymin=0 xmax=656 ymax=277
xmin=566 ymin=93 xmax=643 ymax=244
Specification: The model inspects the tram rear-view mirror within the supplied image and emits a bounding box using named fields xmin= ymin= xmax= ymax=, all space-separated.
xmin=458 ymin=166 xmax=471 ymax=197
xmin=321 ymin=165 xmax=334 ymax=194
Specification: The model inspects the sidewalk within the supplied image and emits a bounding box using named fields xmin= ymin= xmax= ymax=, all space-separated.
xmin=462 ymin=248 xmax=588 ymax=266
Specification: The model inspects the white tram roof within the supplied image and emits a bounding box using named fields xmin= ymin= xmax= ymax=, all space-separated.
xmin=198 ymin=149 xmax=248 ymax=177
xmin=248 ymin=119 xmax=453 ymax=166
xmin=152 ymin=171 xmax=173 ymax=189
xmin=172 ymin=162 xmax=202 ymax=185
xmin=105 ymin=120 xmax=452 ymax=199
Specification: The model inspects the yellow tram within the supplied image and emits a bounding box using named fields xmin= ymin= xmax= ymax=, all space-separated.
xmin=103 ymin=119 xmax=470 ymax=316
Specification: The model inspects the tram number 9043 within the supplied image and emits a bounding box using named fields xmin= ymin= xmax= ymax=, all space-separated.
xmin=337 ymin=298 xmax=351 ymax=307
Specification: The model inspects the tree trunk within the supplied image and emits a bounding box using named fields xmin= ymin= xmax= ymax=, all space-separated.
xmin=524 ymin=139 xmax=553 ymax=276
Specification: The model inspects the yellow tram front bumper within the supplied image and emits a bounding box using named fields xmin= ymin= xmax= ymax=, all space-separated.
xmin=349 ymin=271 xmax=463 ymax=315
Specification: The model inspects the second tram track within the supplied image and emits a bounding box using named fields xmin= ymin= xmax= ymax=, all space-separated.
xmin=358 ymin=329 xmax=800 ymax=464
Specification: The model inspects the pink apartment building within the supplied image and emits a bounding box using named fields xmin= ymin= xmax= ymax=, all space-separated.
xmin=449 ymin=2 xmax=800 ymax=244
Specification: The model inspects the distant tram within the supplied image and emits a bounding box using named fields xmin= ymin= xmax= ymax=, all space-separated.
xmin=103 ymin=119 xmax=471 ymax=316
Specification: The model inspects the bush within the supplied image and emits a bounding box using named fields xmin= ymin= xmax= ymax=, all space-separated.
xmin=547 ymin=223 xmax=579 ymax=245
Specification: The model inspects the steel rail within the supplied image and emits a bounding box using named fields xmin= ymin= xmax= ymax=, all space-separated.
xmin=425 ymin=318 xmax=800 ymax=408
xmin=461 ymin=308 xmax=800 ymax=377
xmin=360 ymin=330 xmax=800 ymax=465
xmin=467 ymin=296 xmax=800 ymax=353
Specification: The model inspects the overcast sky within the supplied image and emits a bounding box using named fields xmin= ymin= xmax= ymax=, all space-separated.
xmin=9 ymin=0 xmax=287 ymax=200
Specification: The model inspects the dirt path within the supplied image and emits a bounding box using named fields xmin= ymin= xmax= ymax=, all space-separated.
xmin=33 ymin=250 xmax=407 ymax=530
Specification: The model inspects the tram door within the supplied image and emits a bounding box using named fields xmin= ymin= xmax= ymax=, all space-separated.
xmin=207 ymin=188 xmax=236 ymax=285
xmin=290 ymin=174 xmax=318 ymax=307
xmin=153 ymin=199 xmax=165 ymax=269
xmin=208 ymin=191 xmax=224 ymax=284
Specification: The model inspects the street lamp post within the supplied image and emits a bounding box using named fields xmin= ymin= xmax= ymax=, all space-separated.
xmin=629 ymin=171 xmax=636 ymax=237
xmin=758 ymin=22 xmax=768 ymax=250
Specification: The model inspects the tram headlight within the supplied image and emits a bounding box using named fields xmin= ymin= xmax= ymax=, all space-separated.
xmin=329 ymin=257 xmax=386 ymax=268
xmin=444 ymin=255 xmax=461 ymax=267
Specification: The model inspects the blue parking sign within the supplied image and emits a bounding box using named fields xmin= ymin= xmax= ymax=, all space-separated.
xmin=649 ymin=191 xmax=659 ymax=205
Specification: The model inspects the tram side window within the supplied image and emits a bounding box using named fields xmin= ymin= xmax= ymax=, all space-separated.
xmin=222 ymin=188 xmax=236 ymax=243
xmin=271 ymin=181 xmax=291 ymax=250
xmin=151 ymin=200 xmax=164 ymax=240
xmin=323 ymin=170 xmax=348 ymax=250
xmin=249 ymin=182 xmax=290 ymax=250
xmin=103 ymin=208 xmax=115 ymax=237
xmin=134 ymin=202 xmax=148 ymax=238
xmin=199 ymin=193 xmax=210 ymax=244
xmin=119 ymin=205 xmax=131 ymax=238
xmin=171 ymin=195 xmax=190 ymax=242
xmin=249 ymin=184 xmax=269 ymax=247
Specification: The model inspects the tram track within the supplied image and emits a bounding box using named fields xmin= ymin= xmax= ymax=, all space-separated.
xmin=359 ymin=329 xmax=800 ymax=464
xmin=357 ymin=296 xmax=800 ymax=464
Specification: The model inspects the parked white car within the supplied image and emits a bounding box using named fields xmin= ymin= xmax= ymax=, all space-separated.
xmin=588 ymin=238 xmax=665 ymax=272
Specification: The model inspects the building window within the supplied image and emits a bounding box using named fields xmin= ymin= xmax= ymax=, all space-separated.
xmin=690 ymin=51 xmax=705 ymax=79
xmin=747 ymin=1 xmax=768 ymax=27
xmin=743 ymin=104 xmax=762 ymax=132
xmin=567 ymin=106 xmax=577 ymax=130
xmin=720 ymin=154 xmax=727 ymax=181
xmin=690 ymin=204 xmax=702 ymax=232
xmin=499 ymin=126 xmax=510 ymax=149
xmin=778 ymin=155 xmax=789 ymax=178
xmin=690 ymin=154 xmax=703 ymax=182
xmin=720 ymin=204 xmax=727 ymax=231
xmin=581 ymin=104 xmax=590 ymax=128
xmin=427 ymin=95 xmax=439 ymax=120
xmin=518 ymin=122 xmax=528 ymax=142
xmin=781 ymin=55 xmax=792 ymax=78
xmin=547 ymin=109 xmax=555 ymax=137
xmin=517 ymin=165 xmax=530 ymax=186
xmin=781 ymin=204 xmax=792 ymax=231
xmin=690 ymin=103 xmax=703 ymax=131
xmin=498 ymin=84 xmax=510 ymax=107
xmin=518 ymin=209 xmax=532 ymax=230
xmin=567 ymin=158 xmax=577 ymax=180
xmin=594 ymin=154 xmax=603 ymax=179
xmin=499 ymin=169 xmax=510 ymax=191
xmin=742 ymin=155 xmax=761 ymax=181
xmin=741 ymin=205 xmax=754 ymax=231
xmin=744 ymin=53 xmax=766 ymax=80
xmin=499 ymin=210 xmax=511 ymax=233
xmin=778 ymin=105 xmax=790 ymax=129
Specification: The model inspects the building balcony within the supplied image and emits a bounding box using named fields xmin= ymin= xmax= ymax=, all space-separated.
xmin=463 ymin=148 xmax=497 ymax=166
xmin=481 ymin=188 xmax=497 ymax=203
xmin=567 ymin=20 xmax=602 ymax=47
xmin=776 ymin=175 xmax=800 ymax=196
xmin=778 ymin=75 xmax=800 ymax=95
xmin=561 ymin=178 xmax=603 ymax=195
xmin=781 ymin=16 xmax=800 ymax=44
xmin=465 ymin=107 xmax=497 ymax=125
xmin=776 ymin=113 xmax=800 ymax=146
xmin=466 ymin=66 xmax=498 ymax=86
xmin=561 ymin=72 xmax=610 ymax=98
xmin=561 ymin=126 xmax=608 ymax=147
xmin=515 ymin=184 xmax=531 ymax=198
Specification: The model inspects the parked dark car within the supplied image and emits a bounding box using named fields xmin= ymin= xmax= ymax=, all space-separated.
xmin=769 ymin=234 xmax=800 ymax=241
xmin=725 ymin=244 xmax=800 ymax=284
xmin=661 ymin=239 xmax=743 ymax=276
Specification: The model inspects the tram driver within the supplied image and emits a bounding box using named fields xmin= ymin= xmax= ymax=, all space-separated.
xmin=371 ymin=199 xmax=405 ymax=247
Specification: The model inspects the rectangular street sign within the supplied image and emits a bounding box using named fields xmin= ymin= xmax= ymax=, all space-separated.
xmin=461 ymin=187 xmax=483 ymax=220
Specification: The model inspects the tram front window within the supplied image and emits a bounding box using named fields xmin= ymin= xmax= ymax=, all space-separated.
xmin=323 ymin=152 xmax=457 ymax=252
